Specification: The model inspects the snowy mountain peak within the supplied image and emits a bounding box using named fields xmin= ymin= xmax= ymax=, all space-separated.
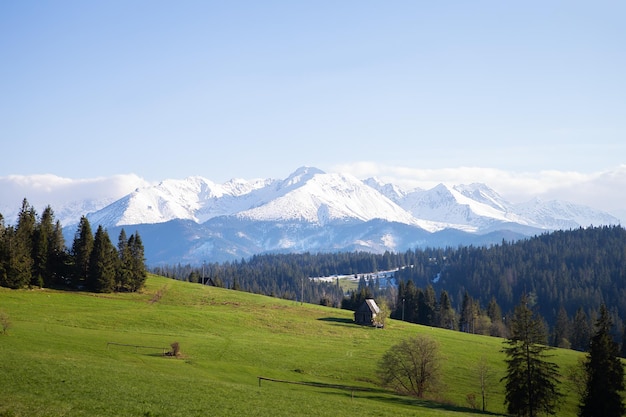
xmin=222 ymin=177 xmax=275 ymax=196
xmin=363 ymin=177 xmax=407 ymax=203
xmin=514 ymin=198 xmax=620 ymax=230
xmin=453 ymin=183 xmax=511 ymax=211
xmin=238 ymin=170 xmax=420 ymax=226
xmin=282 ymin=166 xmax=325 ymax=188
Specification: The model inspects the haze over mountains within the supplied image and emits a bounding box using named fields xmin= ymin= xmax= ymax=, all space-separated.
xmin=1 ymin=167 xmax=620 ymax=265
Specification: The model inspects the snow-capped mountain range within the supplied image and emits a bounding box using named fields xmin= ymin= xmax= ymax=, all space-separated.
xmin=79 ymin=166 xmax=619 ymax=264
xmin=2 ymin=167 xmax=620 ymax=265
xmin=88 ymin=166 xmax=619 ymax=232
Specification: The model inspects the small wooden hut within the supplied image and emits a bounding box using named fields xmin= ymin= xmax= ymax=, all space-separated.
xmin=354 ymin=299 xmax=380 ymax=326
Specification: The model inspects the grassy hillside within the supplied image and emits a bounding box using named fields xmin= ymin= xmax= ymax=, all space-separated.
xmin=0 ymin=275 xmax=584 ymax=416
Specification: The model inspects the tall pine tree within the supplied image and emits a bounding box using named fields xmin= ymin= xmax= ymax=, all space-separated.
xmin=460 ymin=291 xmax=477 ymax=333
xmin=127 ymin=232 xmax=147 ymax=291
xmin=571 ymin=307 xmax=592 ymax=352
xmin=10 ymin=199 xmax=36 ymax=288
xmin=48 ymin=219 xmax=67 ymax=286
xmin=502 ymin=294 xmax=562 ymax=417
xmin=71 ymin=216 xmax=93 ymax=288
xmin=0 ymin=214 xmax=9 ymax=287
xmin=116 ymin=229 xmax=132 ymax=291
xmin=579 ymin=304 xmax=625 ymax=417
xmin=33 ymin=205 xmax=55 ymax=287
xmin=87 ymin=226 xmax=117 ymax=293
xmin=437 ymin=290 xmax=456 ymax=330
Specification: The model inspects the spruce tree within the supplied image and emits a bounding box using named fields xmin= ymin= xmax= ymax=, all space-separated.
xmin=552 ymin=305 xmax=572 ymax=348
xmin=571 ymin=308 xmax=592 ymax=351
xmin=487 ymin=296 xmax=507 ymax=337
xmin=11 ymin=199 xmax=36 ymax=288
xmin=395 ymin=280 xmax=418 ymax=323
xmin=0 ymin=214 xmax=9 ymax=287
xmin=128 ymin=232 xmax=147 ymax=291
xmin=417 ymin=285 xmax=436 ymax=326
xmin=579 ymin=304 xmax=625 ymax=417
xmin=460 ymin=291 xmax=477 ymax=333
xmin=87 ymin=226 xmax=117 ymax=293
xmin=502 ymin=294 xmax=562 ymax=417
xmin=437 ymin=290 xmax=456 ymax=330
xmin=71 ymin=216 xmax=93 ymax=288
xmin=116 ymin=229 xmax=132 ymax=291
xmin=33 ymin=205 xmax=55 ymax=287
xmin=48 ymin=220 xmax=67 ymax=286
xmin=621 ymin=323 xmax=626 ymax=359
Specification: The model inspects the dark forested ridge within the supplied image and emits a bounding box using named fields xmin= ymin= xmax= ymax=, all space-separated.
xmin=156 ymin=225 xmax=626 ymax=348
xmin=434 ymin=226 xmax=626 ymax=333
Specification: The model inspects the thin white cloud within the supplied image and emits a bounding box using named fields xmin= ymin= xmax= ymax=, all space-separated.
xmin=331 ymin=162 xmax=626 ymax=219
xmin=0 ymin=174 xmax=151 ymax=224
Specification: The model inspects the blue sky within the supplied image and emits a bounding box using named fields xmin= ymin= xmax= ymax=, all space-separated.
xmin=1 ymin=1 xmax=625 ymax=215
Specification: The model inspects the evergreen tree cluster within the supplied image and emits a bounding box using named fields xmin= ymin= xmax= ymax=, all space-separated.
xmin=501 ymin=299 xmax=626 ymax=417
xmin=0 ymin=199 xmax=146 ymax=293
xmin=437 ymin=226 xmax=626 ymax=349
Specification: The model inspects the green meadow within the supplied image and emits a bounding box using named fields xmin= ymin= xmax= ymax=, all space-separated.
xmin=1 ymin=275 xmax=585 ymax=416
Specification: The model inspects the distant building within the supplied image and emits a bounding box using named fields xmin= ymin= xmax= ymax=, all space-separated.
xmin=354 ymin=299 xmax=381 ymax=326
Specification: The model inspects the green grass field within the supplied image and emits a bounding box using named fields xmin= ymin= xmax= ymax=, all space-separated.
xmin=0 ymin=275 xmax=585 ymax=416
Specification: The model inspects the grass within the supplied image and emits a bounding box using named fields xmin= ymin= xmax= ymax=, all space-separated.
xmin=0 ymin=274 xmax=586 ymax=416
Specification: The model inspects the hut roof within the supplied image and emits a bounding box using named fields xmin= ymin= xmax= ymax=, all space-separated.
xmin=364 ymin=299 xmax=380 ymax=314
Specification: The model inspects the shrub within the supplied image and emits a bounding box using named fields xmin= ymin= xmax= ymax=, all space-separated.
xmin=167 ymin=342 xmax=181 ymax=357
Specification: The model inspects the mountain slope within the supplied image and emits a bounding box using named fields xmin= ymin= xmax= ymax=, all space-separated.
xmin=237 ymin=168 xmax=422 ymax=226
xmin=87 ymin=175 xmax=276 ymax=227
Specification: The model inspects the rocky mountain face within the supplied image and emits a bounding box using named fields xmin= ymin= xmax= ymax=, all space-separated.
xmin=63 ymin=167 xmax=619 ymax=265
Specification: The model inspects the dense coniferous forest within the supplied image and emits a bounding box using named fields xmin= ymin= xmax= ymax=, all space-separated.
xmin=155 ymin=225 xmax=626 ymax=350
xmin=0 ymin=199 xmax=147 ymax=292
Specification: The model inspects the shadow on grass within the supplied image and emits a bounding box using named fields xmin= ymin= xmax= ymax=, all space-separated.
xmin=317 ymin=317 xmax=354 ymax=325
xmin=258 ymin=376 xmax=385 ymax=394
xmin=259 ymin=376 xmax=505 ymax=416
xmin=355 ymin=394 xmax=506 ymax=416
xmin=322 ymin=390 xmax=506 ymax=416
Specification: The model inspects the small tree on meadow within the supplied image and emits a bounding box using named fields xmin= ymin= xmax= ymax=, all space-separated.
xmin=378 ymin=334 xmax=443 ymax=398
xmin=476 ymin=355 xmax=493 ymax=412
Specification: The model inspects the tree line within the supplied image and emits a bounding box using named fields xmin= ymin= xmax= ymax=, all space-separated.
xmin=0 ymin=199 xmax=146 ymax=292
xmin=155 ymin=225 xmax=626 ymax=354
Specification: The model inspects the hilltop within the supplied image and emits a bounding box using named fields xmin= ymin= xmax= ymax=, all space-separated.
xmin=0 ymin=275 xmax=585 ymax=416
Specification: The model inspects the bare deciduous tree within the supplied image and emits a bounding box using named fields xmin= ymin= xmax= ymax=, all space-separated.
xmin=377 ymin=334 xmax=443 ymax=398
xmin=476 ymin=355 xmax=492 ymax=411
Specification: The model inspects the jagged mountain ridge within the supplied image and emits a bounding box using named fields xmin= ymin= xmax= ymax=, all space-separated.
xmin=69 ymin=166 xmax=619 ymax=264
xmin=88 ymin=166 xmax=619 ymax=233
